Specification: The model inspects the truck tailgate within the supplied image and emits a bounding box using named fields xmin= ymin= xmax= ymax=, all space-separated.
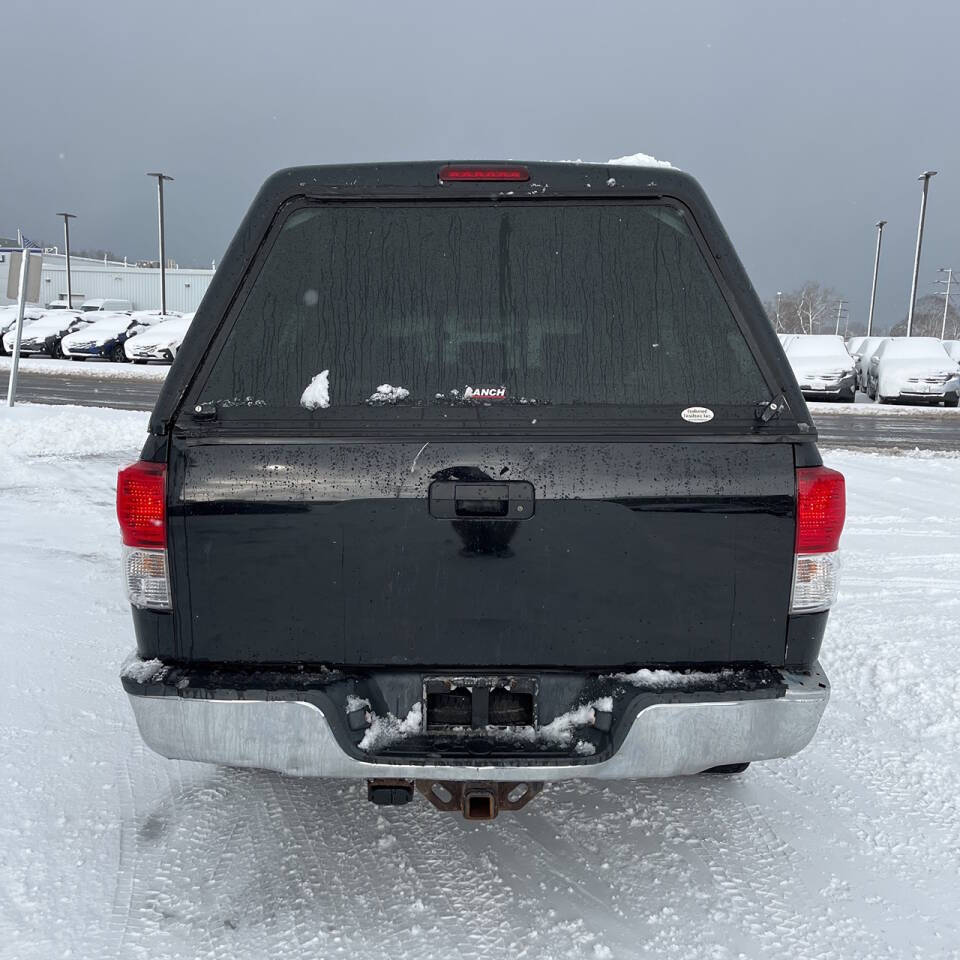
xmin=169 ymin=438 xmax=794 ymax=667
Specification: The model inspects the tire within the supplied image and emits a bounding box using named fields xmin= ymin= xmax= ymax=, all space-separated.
xmin=110 ymin=343 xmax=127 ymax=363
xmin=702 ymin=762 xmax=751 ymax=775
xmin=133 ymin=359 xmax=147 ymax=365
xmin=840 ymin=387 xmax=855 ymax=403
xmin=70 ymin=355 xmax=84 ymax=361
xmin=945 ymin=392 xmax=959 ymax=408
xmin=50 ymin=340 xmax=63 ymax=359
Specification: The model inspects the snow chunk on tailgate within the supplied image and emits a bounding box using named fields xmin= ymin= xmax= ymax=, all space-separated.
xmin=300 ymin=369 xmax=330 ymax=409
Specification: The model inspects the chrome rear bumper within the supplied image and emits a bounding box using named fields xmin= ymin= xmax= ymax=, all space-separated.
xmin=126 ymin=665 xmax=829 ymax=781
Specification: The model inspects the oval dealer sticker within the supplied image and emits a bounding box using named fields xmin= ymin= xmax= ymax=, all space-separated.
xmin=681 ymin=406 xmax=714 ymax=423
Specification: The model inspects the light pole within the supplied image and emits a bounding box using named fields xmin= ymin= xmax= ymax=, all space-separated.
xmin=867 ymin=220 xmax=886 ymax=338
xmin=55 ymin=213 xmax=76 ymax=307
xmin=936 ymin=267 xmax=954 ymax=340
xmin=147 ymin=172 xmax=174 ymax=314
xmin=907 ymin=171 xmax=937 ymax=337
xmin=775 ymin=291 xmax=782 ymax=331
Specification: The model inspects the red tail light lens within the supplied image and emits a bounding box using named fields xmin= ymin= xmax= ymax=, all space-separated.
xmin=117 ymin=461 xmax=166 ymax=548
xmin=438 ymin=164 xmax=530 ymax=182
xmin=796 ymin=466 xmax=845 ymax=554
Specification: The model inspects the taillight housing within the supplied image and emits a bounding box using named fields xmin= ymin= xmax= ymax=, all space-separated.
xmin=117 ymin=461 xmax=170 ymax=610
xmin=791 ymin=466 xmax=845 ymax=614
xmin=438 ymin=164 xmax=530 ymax=182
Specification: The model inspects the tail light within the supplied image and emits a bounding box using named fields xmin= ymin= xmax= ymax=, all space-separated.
xmin=117 ymin=461 xmax=170 ymax=610
xmin=791 ymin=466 xmax=845 ymax=613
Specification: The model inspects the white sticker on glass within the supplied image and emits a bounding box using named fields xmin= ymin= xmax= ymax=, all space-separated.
xmin=681 ymin=406 xmax=714 ymax=423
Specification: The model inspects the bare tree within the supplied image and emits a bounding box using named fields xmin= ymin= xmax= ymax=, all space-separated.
xmin=888 ymin=294 xmax=960 ymax=339
xmin=763 ymin=283 xmax=846 ymax=334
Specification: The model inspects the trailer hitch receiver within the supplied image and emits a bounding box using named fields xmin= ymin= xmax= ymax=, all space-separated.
xmin=416 ymin=780 xmax=543 ymax=819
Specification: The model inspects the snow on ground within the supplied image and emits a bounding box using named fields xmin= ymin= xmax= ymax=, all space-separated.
xmin=1 ymin=404 xmax=958 ymax=959
xmin=0 ymin=355 xmax=169 ymax=380
xmin=807 ymin=398 xmax=959 ymax=416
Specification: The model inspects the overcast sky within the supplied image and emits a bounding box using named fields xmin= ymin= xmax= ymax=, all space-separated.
xmin=3 ymin=0 xmax=959 ymax=332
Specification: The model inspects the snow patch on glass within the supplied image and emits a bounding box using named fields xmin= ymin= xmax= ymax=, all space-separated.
xmin=367 ymin=383 xmax=410 ymax=404
xmin=300 ymin=369 xmax=330 ymax=410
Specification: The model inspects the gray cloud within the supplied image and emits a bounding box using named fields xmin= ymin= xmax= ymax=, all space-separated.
xmin=3 ymin=0 xmax=958 ymax=331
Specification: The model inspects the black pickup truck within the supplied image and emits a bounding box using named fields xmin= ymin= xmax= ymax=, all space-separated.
xmin=118 ymin=161 xmax=844 ymax=820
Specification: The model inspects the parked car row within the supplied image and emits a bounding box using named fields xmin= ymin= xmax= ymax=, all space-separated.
xmin=0 ymin=301 xmax=193 ymax=364
xmin=778 ymin=333 xmax=960 ymax=406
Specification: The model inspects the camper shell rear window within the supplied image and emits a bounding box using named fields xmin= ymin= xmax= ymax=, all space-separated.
xmin=194 ymin=200 xmax=771 ymax=422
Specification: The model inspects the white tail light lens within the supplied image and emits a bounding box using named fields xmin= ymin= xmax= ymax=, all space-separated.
xmin=123 ymin=545 xmax=171 ymax=610
xmin=791 ymin=552 xmax=840 ymax=613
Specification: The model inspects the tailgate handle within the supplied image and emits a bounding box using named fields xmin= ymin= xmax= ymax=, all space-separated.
xmin=428 ymin=480 xmax=535 ymax=520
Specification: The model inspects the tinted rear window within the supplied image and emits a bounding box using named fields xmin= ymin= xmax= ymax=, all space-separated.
xmin=197 ymin=202 xmax=769 ymax=417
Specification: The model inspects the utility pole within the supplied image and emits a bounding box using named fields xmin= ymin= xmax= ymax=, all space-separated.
xmin=907 ymin=171 xmax=937 ymax=337
xmin=146 ymin=172 xmax=174 ymax=314
xmin=55 ymin=213 xmax=76 ymax=307
xmin=867 ymin=220 xmax=886 ymax=338
xmin=936 ymin=267 xmax=955 ymax=340
xmin=775 ymin=291 xmax=783 ymax=332
xmin=834 ymin=299 xmax=848 ymax=336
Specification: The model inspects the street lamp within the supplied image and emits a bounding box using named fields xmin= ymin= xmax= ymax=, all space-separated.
xmin=907 ymin=171 xmax=937 ymax=337
xmin=55 ymin=212 xmax=76 ymax=307
xmin=146 ymin=172 xmax=174 ymax=314
xmin=867 ymin=220 xmax=886 ymax=338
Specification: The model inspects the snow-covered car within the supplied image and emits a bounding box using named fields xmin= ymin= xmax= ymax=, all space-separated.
xmin=123 ymin=313 xmax=193 ymax=363
xmin=79 ymin=298 xmax=134 ymax=313
xmin=60 ymin=312 xmax=154 ymax=362
xmin=942 ymin=340 xmax=960 ymax=364
xmin=0 ymin=305 xmax=46 ymax=355
xmin=784 ymin=334 xmax=856 ymax=401
xmin=853 ymin=336 xmax=889 ymax=391
xmin=128 ymin=309 xmax=182 ymax=325
xmin=845 ymin=336 xmax=867 ymax=358
xmin=866 ymin=338 xmax=960 ymax=406
xmin=2 ymin=310 xmax=92 ymax=358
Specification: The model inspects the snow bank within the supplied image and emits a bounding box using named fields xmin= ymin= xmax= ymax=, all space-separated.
xmin=808 ymin=399 xmax=959 ymax=416
xmin=0 ymin=355 xmax=169 ymax=380
xmin=300 ymin=369 xmax=330 ymax=409
xmin=0 ymin=402 xmax=149 ymax=458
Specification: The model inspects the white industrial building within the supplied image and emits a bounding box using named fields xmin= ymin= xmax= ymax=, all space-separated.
xmin=0 ymin=250 xmax=215 ymax=313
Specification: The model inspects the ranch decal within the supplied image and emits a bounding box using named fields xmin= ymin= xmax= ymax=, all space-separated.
xmin=463 ymin=386 xmax=507 ymax=400
xmin=681 ymin=406 xmax=714 ymax=423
